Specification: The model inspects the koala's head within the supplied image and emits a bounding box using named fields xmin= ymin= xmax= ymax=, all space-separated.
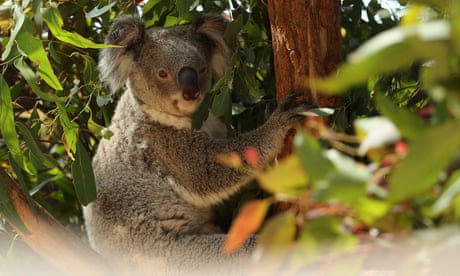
xmin=99 ymin=15 xmax=231 ymax=117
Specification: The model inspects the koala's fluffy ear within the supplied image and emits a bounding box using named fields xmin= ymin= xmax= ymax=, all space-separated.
xmin=99 ymin=15 xmax=146 ymax=92
xmin=194 ymin=15 xmax=232 ymax=80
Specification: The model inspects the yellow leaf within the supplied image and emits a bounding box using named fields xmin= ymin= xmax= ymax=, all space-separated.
xmin=257 ymin=155 xmax=308 ymax=196
xmin=223 ymin=199 xmax=270 ymax=253
xmin=401 ymin=4 xmax=425 ymax=26
xmin=259 ymin=212 xmax=296 ymax=251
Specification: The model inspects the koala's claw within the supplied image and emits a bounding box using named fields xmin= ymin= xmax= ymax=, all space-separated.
xmin=277 ymin=92 xmax=305 ymax=111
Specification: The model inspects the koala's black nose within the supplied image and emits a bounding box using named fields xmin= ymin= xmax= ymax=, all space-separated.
xmin=179 ymin=67 xmax=200 ymax=101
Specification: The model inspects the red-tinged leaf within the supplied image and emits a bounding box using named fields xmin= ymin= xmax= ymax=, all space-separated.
xmin=395 ymin=140 xmax=409 ymax=156
xmin=215 ymin=151 xmax=243 ymax=168
xmin=416 ymin=106 xmax=434 ymax=117
xmin=244 ymin=147 xmax=260 ymax=168
xmin=223 ymin=199 xmax=270 ymax=253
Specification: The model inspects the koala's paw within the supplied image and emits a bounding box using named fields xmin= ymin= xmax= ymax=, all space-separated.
xmin=272 ymin=92 xmax=312 ymax=126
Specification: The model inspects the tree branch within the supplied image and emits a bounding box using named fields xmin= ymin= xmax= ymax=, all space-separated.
xmin=0 ymin=169 xmax=111 ymax=275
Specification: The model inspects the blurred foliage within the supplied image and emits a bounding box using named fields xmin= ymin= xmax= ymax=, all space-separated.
xmin=2 ymin=0 xmax=457 ymax=273
xmin=222 ymin=0 xmax=460 ymax=272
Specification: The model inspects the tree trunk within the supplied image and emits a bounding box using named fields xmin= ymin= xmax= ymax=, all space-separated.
xmin=267 ymin=0 xmax=343 ymax=212
xmin=267 ymin=0 xmax=343 ymax=149
xmin=0 ymin=170 xmax=111 ymax=275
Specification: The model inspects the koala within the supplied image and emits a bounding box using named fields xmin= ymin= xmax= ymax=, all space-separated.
xmin=83 ymin=14 xmax=306 ymax=275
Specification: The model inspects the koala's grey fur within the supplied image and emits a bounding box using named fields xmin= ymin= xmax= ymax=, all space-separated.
xmin=83 ymin=14 xmax=306 ymax=275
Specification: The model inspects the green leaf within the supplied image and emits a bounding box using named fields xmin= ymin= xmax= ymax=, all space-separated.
xmin=42 ymin=5 xmax=112 ymax=49
xmin=17 ymin=34 xmax=62 ymax=91
xmin=258 ymin=212 xmax=296 ymax=250
xmin=389 ymin=121 xmax=460 ymax=202
xmin=355 ymin=197 xmax=390 ymax=224
xmin=0 ymin=75 xmax=35 ymax=175
xmin=211 ymin=90 xmax=232 ymax=125
xmin=375 ymin=93 xmax=425 ymax=140
xmin=16 ymin=122 xmax=57 ymax=169
xmin=314 ymin=150 xmax=369 ymax=204
xmin=192 ymin=92 xmax=213 ymax=131
xmin=293 ymin=216 xmax=357 ymax=265
xmin=2 ymin=6 xmax=25 ymax=61
xmin=224 ymin=15 xmax=244 ymax=43
xmin=9 ymin=8 xmax=62 ymax=90
xmin=81 ymin=55 xmax=99 ymax=93
xmin=312 ymin=21 xmax=450 ymax=94
xmin=175 ymin=0 xmax=194 ymax=18
xmin=432 ymin=170 xmax=460 ymax=215
xmin=57 ymin=103 xmax=79 ymax=154
xmin=85 ymin=2 xmax=117 ymax=18
xmin=294 ymin=131 xmax=334 ymax=182
xmin=0 ymin=172 xmax=30 ymax=234
xmin=71 ymin=140 xmax=97 ymax=206
xmin=257 ymin=155 xmax=309 ymax=197
xmin=87 ymin=109 xmax=113 ymax=139
xmin=13 ymin=58 xmax=65 ymax=103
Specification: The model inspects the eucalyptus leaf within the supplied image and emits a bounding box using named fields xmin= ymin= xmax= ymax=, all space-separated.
xmin=257 ymin=155 xmax=309 ymax=196
xmin=15 ymin=16 xmax=62 ymax=90
xmin=16 ymin=121 xmax=57 ymax=169
xmin=71 ymin=140 xmax=97 ymax=206
xmin=42 ymin=5 xmax=113 ymax=49
xmin=432 ymin=170 xmax=460 ymax=215
xmin=294 ymin=131 xmax=334 ymax=182
xmin=13 ymin=58 xmax=65 ymax=103
xmin=314 ymin=150 xmax=369 ymax=204
xmin=57 ymin=103 xmax=79 ymax=154
xmin=375 ymin=93 xmax=425 ymax=140
xmin=211 ymin=90 xmax=232 ymax=124
xmin=85 ymin=2 xmax=117 ymax=18
xmin=313 ymin=21 xmax=450 ymax=94
xmin=389 ymin=121 xmax=460 ymax=202
xmin=355 ymin=197 xmax=390 ymax=224
xmin=294 ymin=216 xmax=357 ymax=264
xmin=258 ymin=212 xmax=296 ymax=250
xmin=2 ymin=6 xmax=25 ymax=60
xmin=0 ymin=75 xmax=35 ymax=175
xmin=192 ymin=92 xmax=213 ymax=131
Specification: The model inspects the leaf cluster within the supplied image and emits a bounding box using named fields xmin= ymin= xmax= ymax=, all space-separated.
xmin=221 ymin=0 xmax=460 ymax=272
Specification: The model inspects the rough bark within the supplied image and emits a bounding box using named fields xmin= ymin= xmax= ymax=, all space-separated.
xmin=266 ymin=0 xmax=343 ymax=212
xmin=0 ymin=169 xmax=111 ymax=275
xmin=267 ymin=0 xmax=342 ymax=105
xmin=267 ymin=0 xmax=343 ymax=155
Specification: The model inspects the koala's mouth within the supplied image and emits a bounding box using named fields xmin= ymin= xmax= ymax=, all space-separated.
xmin=173 ymin=93 xmax=203 ymax=116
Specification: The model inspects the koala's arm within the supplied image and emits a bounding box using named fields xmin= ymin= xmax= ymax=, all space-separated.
xmin=149 ymin=94 xmax=306 ymax=207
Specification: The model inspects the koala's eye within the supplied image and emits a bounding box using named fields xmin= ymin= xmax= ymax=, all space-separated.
xmin=157 ymin=69 xmax=170 ymax=79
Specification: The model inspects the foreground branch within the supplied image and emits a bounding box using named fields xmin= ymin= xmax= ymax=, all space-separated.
xmin=0 ymin=169 xmax=110 ymax=275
